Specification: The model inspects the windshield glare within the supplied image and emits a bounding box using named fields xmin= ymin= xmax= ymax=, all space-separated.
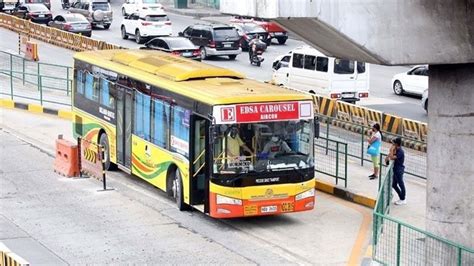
xmin=166 ymin=38 xmax=194 ymax=49
xmin=213 ymin=120 xmax=314 ymax=175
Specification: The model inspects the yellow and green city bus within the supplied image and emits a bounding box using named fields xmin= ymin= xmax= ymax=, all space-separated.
xmin=72 ymin=49 xmax=316 ymax=218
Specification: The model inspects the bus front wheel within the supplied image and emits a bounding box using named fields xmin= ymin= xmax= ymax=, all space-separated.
xmin=171 ymin=169 xmax=188 ymax=211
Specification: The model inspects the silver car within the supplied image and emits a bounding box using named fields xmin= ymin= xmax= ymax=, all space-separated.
xmin=68 ymin=0 xmax=113 ymax=29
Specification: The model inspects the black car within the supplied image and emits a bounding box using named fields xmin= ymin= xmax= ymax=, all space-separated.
xmin=11 ymin=3 xmax=52 ymax=24
xmin=142 ymin=37 xmax=201 ymax=61
xmin=179 ymin=23 xmax=241 ymax=60
xmin=231 ymin=22 xmax=269 ymax=51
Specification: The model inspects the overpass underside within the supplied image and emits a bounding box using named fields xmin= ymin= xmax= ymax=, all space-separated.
xmin=221 ymin=0 xmax=474 ymax=259
xmin=220 ymin=0 xmax=473 ymax=65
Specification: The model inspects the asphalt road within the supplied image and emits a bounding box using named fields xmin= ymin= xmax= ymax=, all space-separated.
xmin=0 ymin=108 xmax=372 ymax=264
xmin=41 ymin=0 xmax=428 ymax=122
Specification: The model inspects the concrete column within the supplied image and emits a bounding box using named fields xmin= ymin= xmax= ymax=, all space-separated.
xmin=426 ymin=64 xmax=474 ymax=262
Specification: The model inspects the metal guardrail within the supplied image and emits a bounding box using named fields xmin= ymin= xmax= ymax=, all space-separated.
xmin=0 ymin=51 xmax=72 ymax=106
xmin=317 ymin=114 xmax=427 ymax=179
xmin=314 ymin=136 xmax=348 ymax=188
xmin=373 ymin=163 xmax=474 ymax=265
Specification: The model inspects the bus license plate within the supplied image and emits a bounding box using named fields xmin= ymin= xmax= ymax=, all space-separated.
xmin=261 ymin=205 xmax=277 ymax=213
xmin=281 ymin=202 xmax=294 ymax=212
xmin=342 ymin=93 xmax=354 ymax=98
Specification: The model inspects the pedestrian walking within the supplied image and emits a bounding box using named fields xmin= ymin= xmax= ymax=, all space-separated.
xmin=367 ymin=123 xmax=382 ymax=179
xmin=385 ymin=137 xmax=406 ymax=205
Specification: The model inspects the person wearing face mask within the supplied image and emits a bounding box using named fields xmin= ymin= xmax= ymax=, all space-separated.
xmin=262 ymin=134 xmax=292 ymax=159
xmin=225 ymin=126 xmax=253 ymax=158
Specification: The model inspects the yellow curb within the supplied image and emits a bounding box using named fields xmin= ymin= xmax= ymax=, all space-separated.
xmin=0 ymin=99 xmax=14 ymax=108
xmin=315 ymin=180 xmax=335 ymax=194
xmin=58 ymin=110 xmax=73 ymax=120
xmin=27 ymin=104 xmax=43 ymax=113
xmin=364 ymin=245 xmax=373 ymax=258
xmin=353 ymin=194 xmax=376 ymax=209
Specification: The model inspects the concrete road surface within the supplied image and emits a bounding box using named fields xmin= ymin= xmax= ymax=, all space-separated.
xmin=0 ymin=107 xmax=372 ymax=265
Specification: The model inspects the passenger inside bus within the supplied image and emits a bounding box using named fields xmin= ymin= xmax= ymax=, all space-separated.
xmin=224 ymin=126 xmax=253 ymax=158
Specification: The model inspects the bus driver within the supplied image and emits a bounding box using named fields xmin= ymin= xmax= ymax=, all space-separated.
xmin=261 ymin=134 xmax=292 ymax=159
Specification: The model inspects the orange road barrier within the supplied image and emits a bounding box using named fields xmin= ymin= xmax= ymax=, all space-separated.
xmin=79 ymin=137 xmax=104 ymax=181
xmin=382 ymin=113 xmax=402 ymax=135
xmin=318 ymin=96 xmax=336 ymax=117
xmin=25 ymin=41 xmax=38 ymax=61
xmin=53 ymin=135 xmax=80 ymax=177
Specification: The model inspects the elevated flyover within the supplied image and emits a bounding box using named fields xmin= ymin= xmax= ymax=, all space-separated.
xmin=220 ymin=0 xmax=474 ymax=259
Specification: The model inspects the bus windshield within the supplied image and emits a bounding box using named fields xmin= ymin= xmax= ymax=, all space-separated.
xmin=212 ymin=120 xmax=314 ymax=175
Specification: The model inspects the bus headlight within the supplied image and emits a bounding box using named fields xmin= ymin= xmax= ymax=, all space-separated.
xmin=216 ymin=194 xmax=242 ymax=205
xmin=295 ymin=188 xmax=315 ymax=201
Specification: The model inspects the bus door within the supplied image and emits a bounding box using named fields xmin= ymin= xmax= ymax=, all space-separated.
xmin=189 ymin=115 xmax=209 ymax=210
xmin=116 ymin=85 xmax=133 ymax=169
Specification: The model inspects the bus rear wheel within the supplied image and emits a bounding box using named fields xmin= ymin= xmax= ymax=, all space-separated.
xmin=99 ymin=133 xmax=116 ymax=171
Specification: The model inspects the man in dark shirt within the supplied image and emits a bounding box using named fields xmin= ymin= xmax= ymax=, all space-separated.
xmin=386 ymin=137 xmax=406 ymax=205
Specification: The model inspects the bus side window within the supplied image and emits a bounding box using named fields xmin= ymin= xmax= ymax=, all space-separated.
xmin=134 ymin=91 xmax=151 ymax=141
xmin=151 ymin=98 xmax=170 ymax=149
xmin=100 ymin=78 xmax=115 ymax=109
xmin=357 ymin=62 xmax=366 ymax=73
xmin=292 ymin=53 xmax=304 ymax=68
xmin=170 ymin=106 xmax=190 ymax=158
xmin=334 ymin=59 xmax=354 ymax=74
xmin=303 ymin=55 xmax=316 ymax=70
xmin=84 ymin=72 xmax=95 ymax=101
xmin=316 ymin=57 xmax=328 ymax=72
xmin=76 ymin=70 xmax=84 ymax=94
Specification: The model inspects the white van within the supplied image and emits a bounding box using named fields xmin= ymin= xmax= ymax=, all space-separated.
xmin=271 ymin=46 xmax=370 ymax=103
xmin=121 ymin=0 xmax=164 ymax=16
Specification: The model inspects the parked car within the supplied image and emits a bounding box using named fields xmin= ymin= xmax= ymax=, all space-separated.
xmin=121 ymin=10 xmax=172 ymax=44
xmin=121 ymin=0 xmax=163 ymax=16
xmin=230 ymin=22 xmax=269 ymax=51
xmin=231 ymin=16 xmax=288 ymax=45
xmin=391 ymin=65 xmax=429 ymax=96
xmin=141 ymin=36 xmax=201 ymax=61
xmin=179 ymin=24 xmax=241 ymax=60
xmin=11 ymin=3 xmax=52 ymax=24
xmin=48 ymin=13 xmax=91 ymax=37
xmin=69 ymin=0 xmax=112 ymax=29
xmin=421 ymin=89 xmax=428 ymax=112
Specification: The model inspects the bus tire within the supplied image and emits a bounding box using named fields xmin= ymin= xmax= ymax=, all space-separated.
xmin=172 ymin=169 xmax=188 ymax=211
xmin=99 ymin=133 xmax=116 ymax=171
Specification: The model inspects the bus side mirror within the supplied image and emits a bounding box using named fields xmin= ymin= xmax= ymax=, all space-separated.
xmin=314 ymin=117 xmax=320 ymax=139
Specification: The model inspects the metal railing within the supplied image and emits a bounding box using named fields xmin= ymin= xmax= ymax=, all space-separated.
xmin=373 ymin=163 xmax=474 ymax=265
xmin=314 ymin=136 xmax=348 ymax=187
xmin=0 ymin=51 xmax=72 ymax=107
xmin=317 ymin=114 xmax=427 ymax=179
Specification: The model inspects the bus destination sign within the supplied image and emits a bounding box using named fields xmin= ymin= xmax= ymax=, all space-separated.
xmin=215 ymin=101 xmax=313 ymax=124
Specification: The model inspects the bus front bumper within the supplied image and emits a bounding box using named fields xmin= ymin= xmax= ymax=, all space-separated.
xmin=209 ymin=189 xmax=315 ymax=219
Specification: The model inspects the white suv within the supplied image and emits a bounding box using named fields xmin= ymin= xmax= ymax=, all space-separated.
xmin=121 ymin=10 xmax=172 ymax=44
xmin=121 ymin=0 xmax=164 ymax=16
